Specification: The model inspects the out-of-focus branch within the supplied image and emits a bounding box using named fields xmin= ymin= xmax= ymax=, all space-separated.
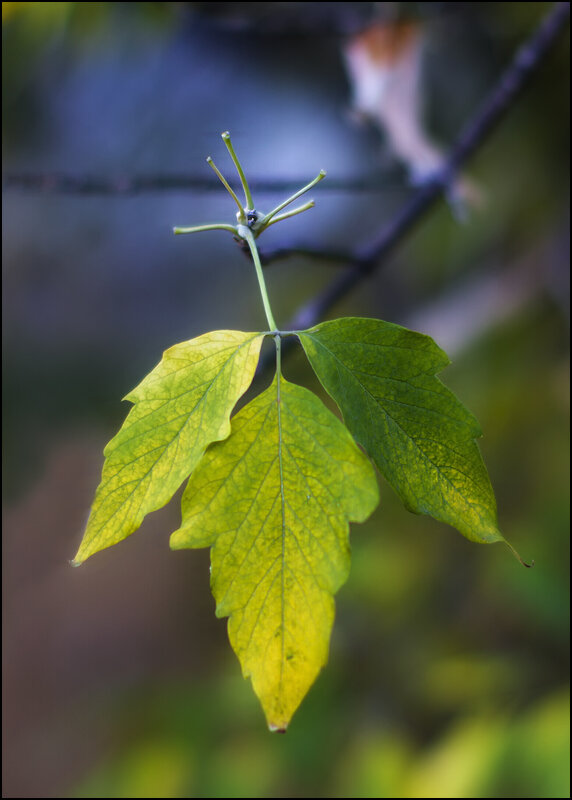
xmin=259 ymin=245 xmax=352 ymax=267
xmin=2 ymin=172 xmax=399 ymax=196
xmin=281 ymin=1 xmax=570 ymax=334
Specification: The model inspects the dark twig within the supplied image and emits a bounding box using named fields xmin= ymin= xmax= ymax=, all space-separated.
xmin=282 ymin=1 xmax=570 ymax=334
xmin=2 ymin=171 xmax=401 ymax=196
xmin=258 ymin=245 xmax=353 ymax=267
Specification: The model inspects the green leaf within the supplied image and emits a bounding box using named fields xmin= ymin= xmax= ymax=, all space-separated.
xmin=298 ymin=317 xmax=503 ymax=545
xmin=73 ymin=330 xmax=265 ymax=564
xmin=170 ymin=375 xmax=379 ymax=730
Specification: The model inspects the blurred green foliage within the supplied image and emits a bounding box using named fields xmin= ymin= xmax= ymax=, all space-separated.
xmin=71 ymin=681 xmax=569 ymax=798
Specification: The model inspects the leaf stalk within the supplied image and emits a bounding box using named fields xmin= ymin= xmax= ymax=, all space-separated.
xmin=242 ymin=227 xmax=278 ymax=331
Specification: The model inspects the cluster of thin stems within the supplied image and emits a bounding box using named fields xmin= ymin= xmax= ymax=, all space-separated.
xmin=173 ymin=131 xmax=325 ymax=333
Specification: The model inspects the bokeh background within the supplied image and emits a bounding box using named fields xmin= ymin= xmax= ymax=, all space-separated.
xmin=2 ymin=3 xmax=569 ymax=797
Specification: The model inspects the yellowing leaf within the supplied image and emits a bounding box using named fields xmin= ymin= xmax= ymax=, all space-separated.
xmin=170 ymin=375 xmax=379 ymax=730
xmin=73 ymin=330 xmax=264 ymax=564
xmin=299 ymin=318 xmax=503 ymax=545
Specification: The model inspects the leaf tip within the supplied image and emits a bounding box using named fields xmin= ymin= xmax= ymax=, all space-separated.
xmin=505 ymin=539 xmax=534 ymax=568
xmin=69 ymin=557 xmax=83 ymax=568
xmin=268 ymin=722 xmax=288 ymax=734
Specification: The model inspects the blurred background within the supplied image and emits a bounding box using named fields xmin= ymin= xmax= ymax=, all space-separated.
xmin=2 ymin=2 xmax=569 ymax=797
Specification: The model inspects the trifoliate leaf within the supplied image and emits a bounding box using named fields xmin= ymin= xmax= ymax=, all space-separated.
xmin=73 ymin=330 xmax=264 ymax=564
xmin=299 ymin=317 xmax=503 ymax=545
xmin=170 ymin=375 xmax=379 ymax=730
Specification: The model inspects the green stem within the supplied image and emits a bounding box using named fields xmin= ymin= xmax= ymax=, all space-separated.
xmin=260 ymin=169 xmax=326 ymax=226
xmin=242 ymin=227 xmax=277 ymax=331
xmin=222 ymin=132 xmax=254 ymax=211
xmin=264 ymin=200 xmax=315 ymax=228
xmin=207 ymin=157 xmax=245 ymax=219
xmin=173 ymin=223 xmax=238 ymax=235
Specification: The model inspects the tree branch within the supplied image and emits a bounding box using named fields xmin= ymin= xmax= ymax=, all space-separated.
xmin=283 ymin=1 xmax=570 ymax=334
xmin=2 ymin=171 xmax=401 ymax=196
